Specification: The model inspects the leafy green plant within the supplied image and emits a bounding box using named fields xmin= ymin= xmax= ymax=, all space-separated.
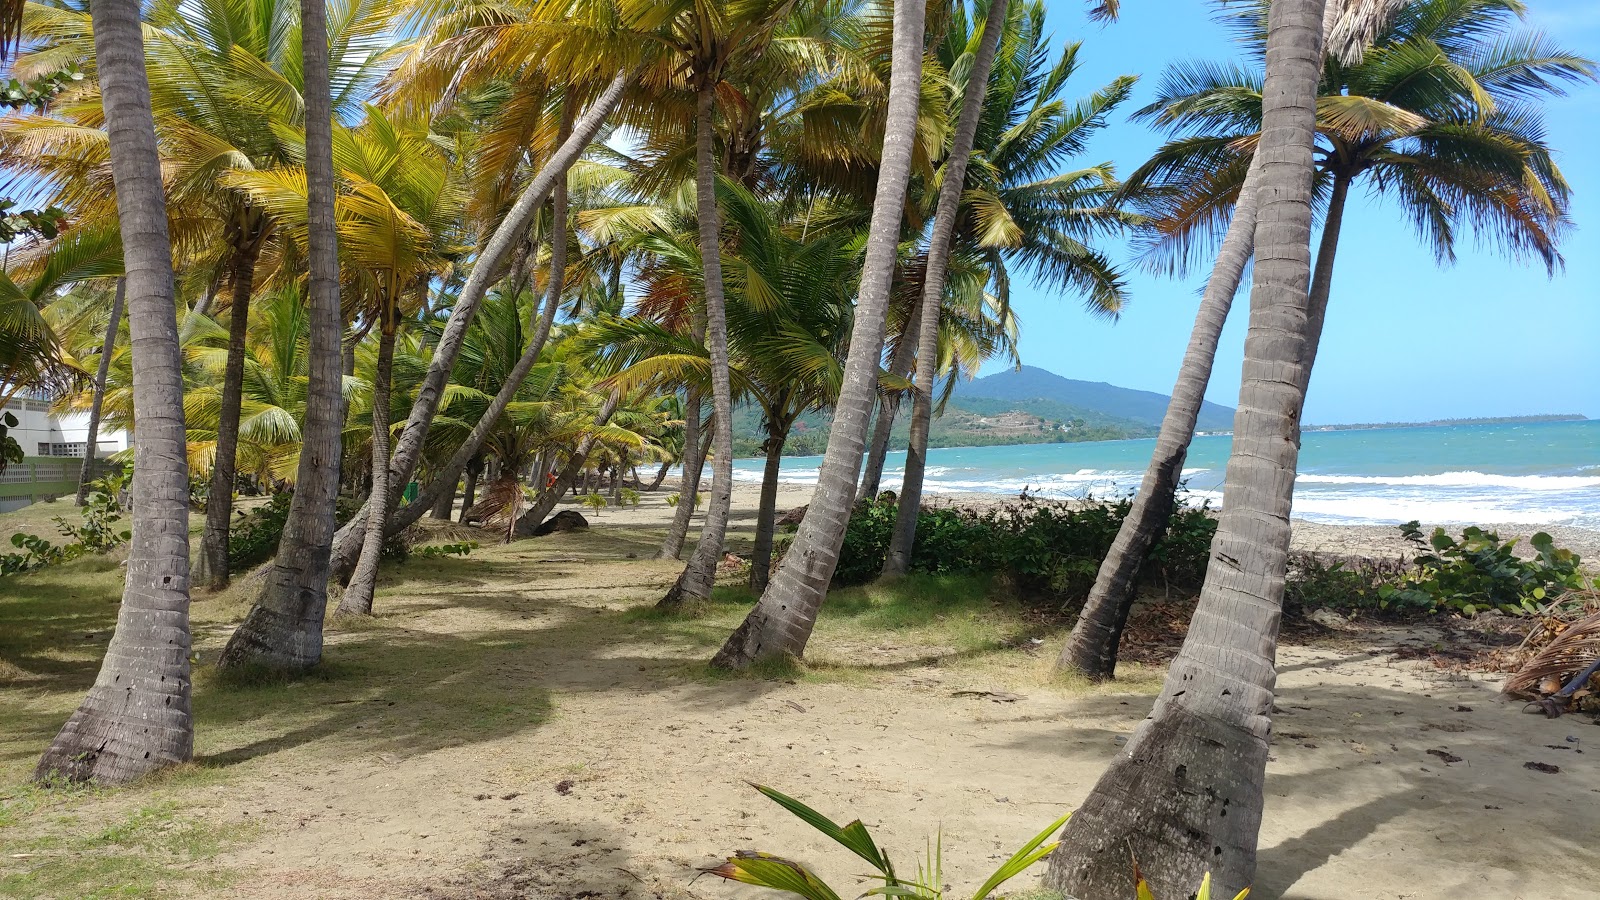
xmin=1379 ymin=522 xmax=1589 ymax=616
xmin=228 ymin=492 xmax=293 ymax=571
xmin=0 ymin=411 xmax=23 ymax=472
xmin=413 ymin=541 xmax=477 ymax=559
xmin=1 ymin=478 xmax=129 ymax=576
xmin=581 ymin=492 xmax=609 ymax=515
xmin=620 ymin=487 xmax=641 ymax=508
xmin=704 ymin=784 xmax=1066 ymax=899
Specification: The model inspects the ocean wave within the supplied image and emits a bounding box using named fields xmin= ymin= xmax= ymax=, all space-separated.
xmin=1295 ymin=470 xmax=1600 ymax=490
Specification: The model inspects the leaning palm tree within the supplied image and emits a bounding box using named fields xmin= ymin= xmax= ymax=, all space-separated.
xmin=710 ymin=0 xmax=929 ymax=669
xmin=1041 ymin=0 xmax=1329 ymax=894
xmin=34 ymin=0 xmax=193 ymax=784
xmin=1061 ymin=0 xmax=1593 ymax=680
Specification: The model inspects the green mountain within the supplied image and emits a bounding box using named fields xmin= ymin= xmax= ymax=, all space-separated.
xmin=732 ymin=365 xmax=1236 ymax=457
xmin=952 ymin=365 xmax=1237 ymax=433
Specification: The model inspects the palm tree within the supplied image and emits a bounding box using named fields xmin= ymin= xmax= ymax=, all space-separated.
xmin=218 ymin=0 xmax=347 ymax=671
xmin=75 ymin=278 xmax=124 ymax=505
xmin=325 ymin=70 xmax=628 ymax=587
xmin=710 ymin=0 xmax=927 ymax=669
xmin=584 ymin=179 xmax=859 ymax=594
xmin=1061 ymin=0 xmax=1593 ymax=679
xmin=1042 ymin=0 xmax=1352 ymax=893
xmin=884 ymin=0 xmax=1136 ymax=575
xmin=34 ymin=0 xmax=192 ymax=784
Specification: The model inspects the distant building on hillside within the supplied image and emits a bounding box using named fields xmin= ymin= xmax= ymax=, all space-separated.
xmin=1 ymin=397 xmax=127 ymax=512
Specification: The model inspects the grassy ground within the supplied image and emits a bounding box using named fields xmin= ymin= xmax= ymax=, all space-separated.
xmin=1 ymin=503 xmax=1142 ymax=898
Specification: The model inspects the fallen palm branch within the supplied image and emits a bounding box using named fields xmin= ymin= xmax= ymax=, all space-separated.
xmin=1503 ymin=590 xmax=1600 ymax=717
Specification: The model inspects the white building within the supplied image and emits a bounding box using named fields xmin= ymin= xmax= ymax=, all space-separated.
xmin=1 ymin=397 xmax=128 ymax=512
xmin=5 ymin=396 xmax=128 ymax=459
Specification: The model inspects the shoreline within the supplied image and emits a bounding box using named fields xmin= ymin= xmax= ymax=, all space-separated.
xmin=581 ymin=479 xmax=1600 ymax=564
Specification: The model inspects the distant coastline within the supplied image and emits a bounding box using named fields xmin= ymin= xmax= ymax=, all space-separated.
xmin=1303 ymin=414 xmax=1588 ymax=432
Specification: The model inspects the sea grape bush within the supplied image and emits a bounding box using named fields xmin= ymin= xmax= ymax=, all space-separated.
xmin=830 ymin=495 xmax=1217 ymax=606
xmin=1 ymin=479 xmax=130 ymax=576
xmin=1378 ymin=522 xmax=1589 ymax=616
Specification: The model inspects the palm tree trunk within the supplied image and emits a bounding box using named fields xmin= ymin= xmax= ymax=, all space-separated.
xmin=379 ymin=132 xmax=575 ymax=540
xmin=1300 ymin=167 xmax=1351 ymax=389
xmin=858 ymin=304 xmax=921 ymax=501
xmin=459 ymin=455 xmax=482 ymax=523
xmin=37 ymin=0 xmax=192 ymax=784
xmin=1057 ymin=155 xmax=1264 ymax=679
xmin=647 ymin=461 xmax=670 ymax=491
xmin=335 ymin=314 xmax=397 ymax=618
xmin=75 ymin=277 xmax=125 ymax=506
xmin=660 ymin=83 xmax=737 ymax=608
xmin=1042 ymin=1 xmax=1326 ymax=895
xmin=216 ymin=0 xmax=344 ymax=671
xmin=749 ymin=416 xmax=790 ymax=595
xmin=711 ymin=0 xmax=926 ymax=668
xmin=197 ymin=233 xmax=261 ymax=590
xmin=326 ymin=71 xmax=627 ymax=582
xmin=430 ymin=477 xmax=456 ymax=519
xmin=659 ymin=387 xmax=704 ymax=559
xmin=883 ymin=0 xmax=1010 ymax=579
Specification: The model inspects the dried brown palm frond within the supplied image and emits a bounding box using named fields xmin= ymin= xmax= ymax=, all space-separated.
xmin=466 ymin=474 xmax=530 ymax=543
xmin=1323 ymin=0 xmax=1409 ymax=66
xmin=1504 ymin=594 xmax=1600 ymax=701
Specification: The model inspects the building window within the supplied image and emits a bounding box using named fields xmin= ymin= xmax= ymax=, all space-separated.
xmin=38 ymin=442 xmax=87 ymax=458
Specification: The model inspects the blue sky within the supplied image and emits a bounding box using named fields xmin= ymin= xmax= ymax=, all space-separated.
xmin=988 ymin=0 xmax=1600 ymax=424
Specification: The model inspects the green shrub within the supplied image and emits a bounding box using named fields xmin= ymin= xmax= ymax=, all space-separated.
xmin=228 ymin=492 xmax=293 ymax=571
xmin=2 ymin=479 xmax=129 ymax=576
xmin=1378 ymin=522 xmax=1590 ymax=616
xmin=831 ymin=495 xmax=1218 ymax=608
xmin=413 ymin=541 xmax=476 ymax=559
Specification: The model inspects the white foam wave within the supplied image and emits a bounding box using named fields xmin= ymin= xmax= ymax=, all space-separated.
xmin=1296 ymin=470 xmax=1600 ymax=490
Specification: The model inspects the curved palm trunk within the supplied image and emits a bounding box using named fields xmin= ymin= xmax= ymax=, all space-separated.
xmin=858 ymin=306 xmax=920 ymax=501
xmin=327 ymin=71 xmax=627 ymax=583
xmin=749 ymin=415 xmax=791 ymax=595
xmin=75 ymin=277 xmax=125 ymax=507
xmin=1042 ymin=1 xmax=1326 ymax=895
xmin=197 ymin=232 xmax=262 ymax=590
xmin=883 ymin=0 xmax=1010 ymax=578
xmin=1058 ymin=155 xmax=1264 ymax=678
xmin=380 ymin=132 xmax=575 ymax=539
xmin=216 ymin=0 xmax=343 ymax=671
xmin=430 ymin=478 xmax=456 ymax=519
xmin=1300 ymin=168 xmax=1351 ymax=389
xmin=660 ymin=84 xmax=737 ymax=608
xmin=335 ymin=314 xmax=397 ymax=618
xmin=36 ymin=0 xmax=192 ymax=784
xmin=647 ymin=461 xmax=671 ymax=491
xmin=711 ymin=0 xmax=926 ymax=668
xmin=659 ymin=388 xmax=705 ymax=559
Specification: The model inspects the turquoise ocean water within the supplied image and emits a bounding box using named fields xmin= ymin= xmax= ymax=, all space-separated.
xmin=729 ymin=420 xmax=1600 ymax=528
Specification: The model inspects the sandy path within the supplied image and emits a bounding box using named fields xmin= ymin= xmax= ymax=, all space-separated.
xmin=181 ymin=504 xmax=1600 ymax=900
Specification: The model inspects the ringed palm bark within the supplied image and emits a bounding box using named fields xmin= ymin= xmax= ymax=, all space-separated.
xmin=1061 ymin=0 xmax=1590 ymax=679
xmin=35 ymin=0 xmax=192 ymax=784
xmin=710 ymin=0 xmax=926 ymax=669
xmin=1041 ymin=0 xmax=1327 ymax=894
xmin=75 ymin=277 xmax=124 ymax=506
xmin=881 ymin=0 xmax=1009 ymax=577
xmin=327 ymin=71 xmax=627 ymax=585
xmin=217 ymin=0 xmax=344 ymax=671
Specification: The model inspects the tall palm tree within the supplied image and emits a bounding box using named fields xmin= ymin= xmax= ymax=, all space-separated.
xmin=584 ymin=179 xmax=859 ymax=594
xmin=1042 ymin=0 xmax=1336 ymax=893
xmin=710 ymin=0 xmax=927 ymax=669
xmin=34 ymin=0 xmax=192 ymax=784
xmin=218 ymin=0 xmax=347 ymax=671
xmin=75 ymin=277 xmax=124 ymax=505
xmin=1061 ymin=0 xmax=1593 ymax=679
xmin=884 ymin=0 xmax=1136 ymax=575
